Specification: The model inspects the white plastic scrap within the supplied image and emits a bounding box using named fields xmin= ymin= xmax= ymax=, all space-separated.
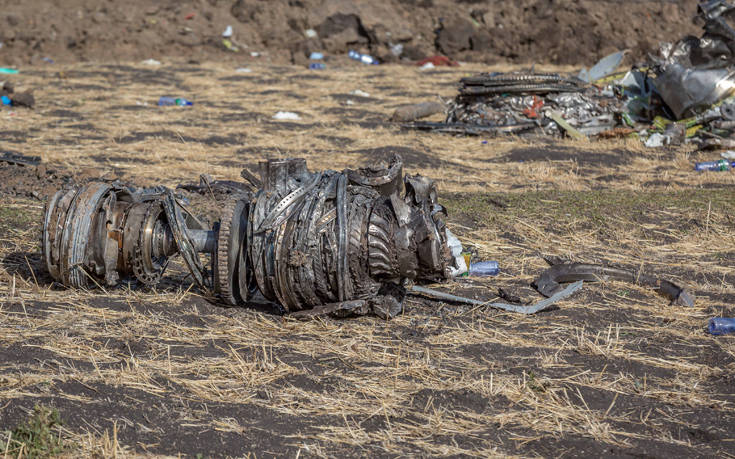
xmin=390 ymin=43 xmax=404 ymax=57
xmin=273 ymin=111 xmax=301 ymax=120
xmin=349 ymin=89 xmax=370 ymax=97
xmin=222 ymin=25 xmax=233 ymax=38
xmin=305 ymin=29 xmax=318 ymax=38
xmin=141 ymin=58 xmax=161 ymax=66
xmin=235 ymin=67 xmax=252 ymax=73
xmin=578 ymin=50 xmax=625 ymax=83
xmin=721 ymin=150 xmax=735 ymax=159
xmin=420 ymin=62 xmax=435 ymax=70
xmin=445 ymin=228 xmax=468 ymax=277
xmin=644 ymin=132 xmax=666 ymax=148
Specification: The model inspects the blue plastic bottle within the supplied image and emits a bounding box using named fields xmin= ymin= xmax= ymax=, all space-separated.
xmin=469 ymin=261 xmax=499 ymax=277
xmin=694 ymin=160 xmax=735 ymax=171
xmin=708 ymin=318 xmax=735 ymax=335
xmin=309 ymin=63 xmax=326 ymax=70
xmin=1 ymin=95 xmax=11 ymax=106
xmin=158 ymin=96 xmax=193 ymax=106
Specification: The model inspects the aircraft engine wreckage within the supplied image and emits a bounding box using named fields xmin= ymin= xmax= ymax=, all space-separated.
xmin=40 ymin=155 xmax=694 ymax=317
xmin=41 ymin=155 xmax=469 ymax=318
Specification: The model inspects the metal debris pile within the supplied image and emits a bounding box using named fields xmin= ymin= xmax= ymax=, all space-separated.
xmin=409 ymin=0 xmax=735 ymax=149
xmin=443 ymin=73 xmax=623 ymax=138
xmin=41 ymin=155 xmax=468 ymax=319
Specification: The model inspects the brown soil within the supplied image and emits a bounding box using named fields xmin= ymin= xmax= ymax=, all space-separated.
xmin=0 ymin=0 xmax=702 ymax=67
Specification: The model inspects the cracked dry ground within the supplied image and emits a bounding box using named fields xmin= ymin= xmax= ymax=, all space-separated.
xmin=1 ymin=62 xmax=734 ymax=457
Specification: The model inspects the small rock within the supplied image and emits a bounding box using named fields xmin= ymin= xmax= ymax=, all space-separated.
xmin=11 ymin=91 xmax=34 ymax=108
xmin=6 ymin=14 xmax=20 ymax=26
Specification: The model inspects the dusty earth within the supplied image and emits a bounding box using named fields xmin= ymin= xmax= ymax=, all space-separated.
xmin=0 ymin=60 xmax=734 ymax=457
xmin=0 ymin=0 xmax=703 ymax=67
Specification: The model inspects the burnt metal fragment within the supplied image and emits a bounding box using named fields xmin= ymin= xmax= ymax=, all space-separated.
xmin=41 ymin=155 xmax=462 ymax=318
xmin=534 ymin=262 xmax=695 ymax=307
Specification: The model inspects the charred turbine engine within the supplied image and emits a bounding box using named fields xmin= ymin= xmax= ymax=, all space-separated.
xmin=42 ymin=183 xmax=214 ymax=289
xmin=41 ymin=155 xmax=457 ymax=318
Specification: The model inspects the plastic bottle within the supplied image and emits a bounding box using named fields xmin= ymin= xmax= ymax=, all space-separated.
xmin=1 ymin=95 xmax=10 ymax=106
xmin=158 ymin=96 xmax=193 ymax=106
xmin=468 ymin=260 xmax=499 ymax=277
xmin=694 ymin=159 xmax=735 ymax=171
xmin=348 ymin=50 xmax=379 ymax=65
xmin=708 ymin=318 xmax=735 ymax=336
xmin=309 ymin=63 xmax=326 ymax=70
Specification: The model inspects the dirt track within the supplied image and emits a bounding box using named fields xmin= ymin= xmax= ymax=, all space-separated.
xmin=0 ymin=61 xmax=734 ymax=457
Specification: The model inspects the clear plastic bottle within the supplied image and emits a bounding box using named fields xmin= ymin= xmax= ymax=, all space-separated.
xmin=348 ymin=50 xmax=379 ymax=65
xmin=694 ymin=159 xmax=735 ymax=171
xmin=158 ymin=96 xmax=193 ymax=106
xmin=468 ymin=260 xmax=499 ymax=277
xmin=708 ymin=318 xmax=735 ymax=335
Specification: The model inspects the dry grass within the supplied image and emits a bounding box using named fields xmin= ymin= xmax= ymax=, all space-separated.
xmin=0 ymin=61 xmax=734 ymax=457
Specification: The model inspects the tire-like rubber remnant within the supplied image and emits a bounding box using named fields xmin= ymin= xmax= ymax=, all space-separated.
xmin=215 ymin=196 xmax=247 ymax=305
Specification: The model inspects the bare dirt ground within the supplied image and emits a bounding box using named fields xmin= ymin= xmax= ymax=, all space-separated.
xmin=0 ymin=0 xmax=702 ymax=67
xmin=1 ymin=61 xmax=734 ymax=457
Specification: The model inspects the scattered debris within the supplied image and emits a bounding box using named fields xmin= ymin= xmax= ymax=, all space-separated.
xmin=223 ymin=40 xmax=239 ymax=52
xmin=304 ymin=29 xmax=318 ymax=39
xmin=534 ymin=261 xmax=695 ymax=307
xmin=644 ymin=132 xmax=666 ymax=148
xmin=273 ymin=111 xmax=301 ymax=120
xmin=407 ymin=4 xmax=735 ymax=149
xmin=309 ymin=63 xmax=326 ymax=70
xmin=0 ymin=81 xmax=35 ymax=108
xmin=695 ymin=159 xmax=735 ymax=171
xmin=309 ymin=52 xmax=324 ymax=60
xmin=410 ymin=280 xmax=583 ymax=314
xmin=158 ymin=96 xmax=193 ymax=106
xmin=235 ymin=67 xmax=252 ymax=73
xmin=350 ymin=89 xmax=371 ymax=97
xmin=140 ymin=58 xmax=161 ymax=66
xmin=41 ymin=155 xmax=463 ymax=319
xmin=708 ymin=317 xmax=735 ymax=335
xmin=390 ymin=101 xmax=445 ymax=122
xmin=467 ymin=260 xmax=499 ymax=277
xmin=348 ymin=50 xmax=379 ymax=65
xmin=0 ymin=67 xmax=18 ymax=74
xmin=416 ymin=55 xmax=458 ymax=67
xmin=222 ymin=25 xmax=233 ymax=38
xmin=578 ymin=50 xmax=625 ymax=83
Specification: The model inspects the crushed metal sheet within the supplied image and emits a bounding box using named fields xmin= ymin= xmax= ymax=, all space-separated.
xmin=534 ymin=262 xmax=695 ymax=307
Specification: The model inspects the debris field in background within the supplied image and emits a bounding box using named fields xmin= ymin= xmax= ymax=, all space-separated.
xmin=408 ymin=0 xmax=735 ymax=152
